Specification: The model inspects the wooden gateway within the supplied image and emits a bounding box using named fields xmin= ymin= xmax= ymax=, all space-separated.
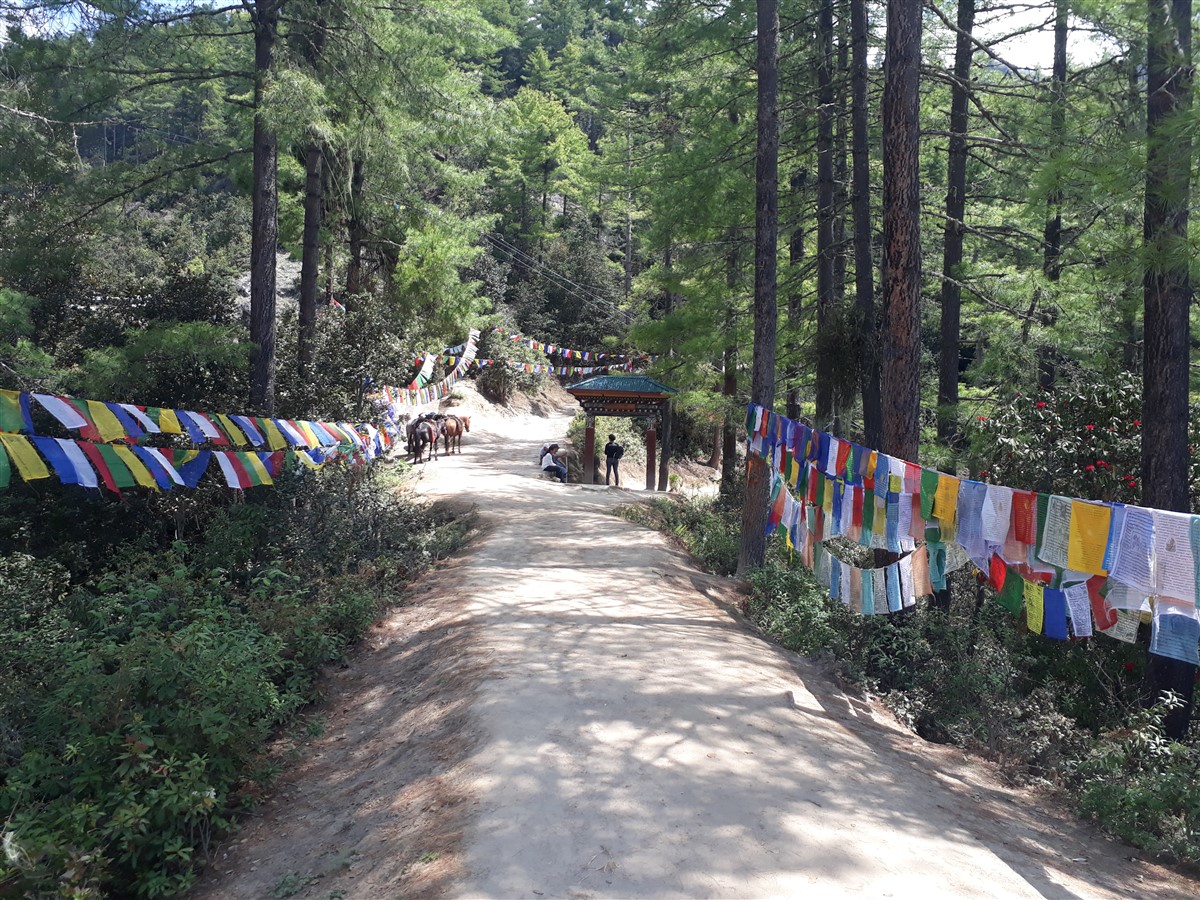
xmin=565 ymin=375 xmax=679 ymax=490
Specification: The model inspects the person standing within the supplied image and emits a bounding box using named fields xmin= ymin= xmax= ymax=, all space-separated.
xmin=604 ymin=434 xmax=624 ymax=486
xmin=541 ymin=443 xmax=568 ymax=483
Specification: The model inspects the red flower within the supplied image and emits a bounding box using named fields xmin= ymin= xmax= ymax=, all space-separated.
xmin=977 ymin=415 xmax=988 ymax=422
xmin=1133 ymin=420 xmax=1141 ymax=426
xmin=1084 ymin=464 xmax=1095 ymax=472
xmin=1096 ymin=460 xmax=1108 ymax=469
xmin=1123 ymin=662 xmax=1135 ymax=672
xmin=979 ymin=470 xmax=990 ymax=478
xmin=1085 ymin=424 xmax=1095 ymax=430
xmin=1036 ymin=401 xmax=1046 ymax=408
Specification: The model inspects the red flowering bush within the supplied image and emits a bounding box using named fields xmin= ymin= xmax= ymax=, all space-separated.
xmin=965 ymin=372 xmax=1200 ymax=507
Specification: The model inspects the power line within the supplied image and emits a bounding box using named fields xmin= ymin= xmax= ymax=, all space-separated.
xmin=482 ymin=234 xmax=636 ymax=326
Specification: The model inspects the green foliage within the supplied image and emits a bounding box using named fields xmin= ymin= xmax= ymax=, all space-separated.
xmin=966 ymin=370 xmax=1200 ymax=506
xmin=1076 ymin=696 xmax=1200 ymax=864
xmin=473 ymin=326 xmax=549 ymax=403
xmin=616 ymin=494 xmax=740 ymax=575
xmin=0 ymin=464 xmax=472 ymax=897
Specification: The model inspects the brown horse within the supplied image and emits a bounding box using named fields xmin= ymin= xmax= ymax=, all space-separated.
xmin=442 ymin=415 xmax=471 ymax=454
xmin=410 ymin=419 xmax=440 ymax=463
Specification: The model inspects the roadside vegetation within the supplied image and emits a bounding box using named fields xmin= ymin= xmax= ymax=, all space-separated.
xmin=0 ymin=465 xmax=473 ymax=897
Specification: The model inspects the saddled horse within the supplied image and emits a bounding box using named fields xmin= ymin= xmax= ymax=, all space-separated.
xmin=442 ymin=415 xmax=471 ymax=454
xmin=409 ymin=419 xmax=440 ymax=463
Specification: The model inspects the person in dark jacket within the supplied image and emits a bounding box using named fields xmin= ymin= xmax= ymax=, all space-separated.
xmin=604 ymin=434 xmax=624 ymax=486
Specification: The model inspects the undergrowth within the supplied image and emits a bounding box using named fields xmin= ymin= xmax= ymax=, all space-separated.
xmin=628 ymin=492 xmax=1200 ymax=868
xmin=0 ymin=462 xmax=472 ymax=898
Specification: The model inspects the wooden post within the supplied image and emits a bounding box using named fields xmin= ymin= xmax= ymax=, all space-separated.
xmin=645 ymin=420 xmax=657 ymax=491
xmin=584 ymin=414 xmax=596 ymax=484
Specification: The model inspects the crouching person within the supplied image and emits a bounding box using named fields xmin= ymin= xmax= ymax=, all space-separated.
xmin=540 ymin=444 xmax=568 ymax=483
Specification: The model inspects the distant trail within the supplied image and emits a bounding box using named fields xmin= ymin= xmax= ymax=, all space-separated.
xmin=192 ymin=393 xmax=1194 ymax=900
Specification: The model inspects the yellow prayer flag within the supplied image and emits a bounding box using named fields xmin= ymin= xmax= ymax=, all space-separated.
xmin=867 ymin=450 xmax=878 ymax=482
xmin=1067 ymin=500 xmax=1111 ymax=576
xmin=241 ymin=452 xmax=273 ymax=485
xmin=86 ymin=400 xmax=127 ymax=442
xmin=0 ymin=434 xmax=50 ymax=481
xmin=822 ymin=481 xmax=834 ymax=517
xmin=157 ymin=409 xmax=184 ymax=434
xmin=111 ymin=445 xmax=159 ymax=490
xmin=934 ymin=474 xmax=960 ymax=528
xmin=216 ymin=414 xmax=248 ymax=447
xmin=1024 ymin=580 xmax=1045 ymax=633
xmin=298 ymin=422 xmax=323 ymax=449
xmin=0 ymin=390 xmax=24 ymax=433
xmin=293 ymin=450 xmax=322 ymax=469
xmin=261 ymin=419 xmax=288 ymax=451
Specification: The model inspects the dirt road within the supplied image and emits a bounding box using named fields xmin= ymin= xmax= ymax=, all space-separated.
xmin=194 ymin=398 xmax=1193 ymax=899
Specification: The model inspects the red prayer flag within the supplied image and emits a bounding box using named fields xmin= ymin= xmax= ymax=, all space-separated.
xmin=989 ymin=553 xmax=1007 ymax=591
xmin=1087 ymin=575 xmax=1119 ymax=630
xmin=1012 ymin=490 xmax=1036 ymax=544
xmin=77 ymin=441 xmax=120 ymax=494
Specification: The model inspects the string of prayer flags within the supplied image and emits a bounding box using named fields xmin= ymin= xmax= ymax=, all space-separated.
xmin=744 ymin=402 xmax=1200 ymax=666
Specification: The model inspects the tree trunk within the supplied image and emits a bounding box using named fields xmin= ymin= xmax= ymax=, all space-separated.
xmin=851 ymin=0 xmax=880 ymax=447
xmin=879 ymin=0 xmax=923 ymax=462
xmin=249 ymin=0 xmax=282 ymax=415
xmin=1142 ymin=0 xmax=1195 ymax=740
xmin=299 ymin=143 xmax=323 ymax=375
xmin=721 ymin=304 xmax=739 ymax=492
xmin=813 ymin=0 xmax=837 ymax=429
xmin=737 ymin=0 xmax=780 ymax=575
xmin=936 ymin=0 xmax=973 ymax=443
xmin=345 ymin=155 xmax=366 ymax=297
xmin=1043 ymin=0 xmax=1068 ymax=282
xmin=625 ymin=128 xmax=634 ymax=298
xmin=786 ymin=171 xmax=805 ymax=422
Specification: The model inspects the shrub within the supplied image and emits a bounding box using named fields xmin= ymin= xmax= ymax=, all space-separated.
xmin=0 ymin=460 xmax=472 ymax=897
xmin=1075 ymin=696 xmax=1200 ymax=864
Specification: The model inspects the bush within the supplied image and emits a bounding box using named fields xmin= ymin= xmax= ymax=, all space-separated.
xmin=0 ymin=460 xmax=473 ymax=898
xmin=617 ymin=494 xmax=740 ymax=575
xmin=1075 ymin=696 xmax=1200 ymax=864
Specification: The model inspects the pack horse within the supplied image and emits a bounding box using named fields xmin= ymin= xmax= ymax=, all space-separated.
xmin=442 ymin=415 xmax=470 ymax=454
xmin=408 ymin=418 xmax=441 ymax=463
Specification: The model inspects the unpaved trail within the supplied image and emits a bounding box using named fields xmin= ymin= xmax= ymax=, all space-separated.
xmin=193 ymin=397 xmax=1195 ymax=900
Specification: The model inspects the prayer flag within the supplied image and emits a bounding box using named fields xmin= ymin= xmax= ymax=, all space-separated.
xmin=111 ymin=445 xmax=159 ymax=490
xmin=77 ymin=442 xmax=119 ymax=493
xmin=1150 ymin=600 xmax=1200 ymax=665
xmin=32 ymin=437 xmax=97 ymax=488
xmin=1043 ymin=588 xmax=1069 ymax=640
xmin=934 ymin=474 xmax=959 ymax=528
xmin=1087 ymin=575 xmax=1119 ymax=631
xmin=1024 ymin=580 xmax=1045 ymax=633
xmin=33 ymin=394 xmax=89 ymax=430
xmin=0 ymin=390 xmax=25 ymax=433
xmin=86 ymin=400 xmax=128 ymax=442
xmin=996 ymin=565 xmax=1024 ymax=615
xmin=0 ymin=434 xmax=50 ymax=481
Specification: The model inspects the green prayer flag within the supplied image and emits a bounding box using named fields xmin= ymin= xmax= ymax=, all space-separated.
xmin=96 ymin=444 xmax=137 ymax=489
xmin=920 ymin=469 xmax=939 ymax=520
xmin=0 ymin=442 xmax=9 ymax=489
xmin=996 ymin=566 xmax=1025 ymax=615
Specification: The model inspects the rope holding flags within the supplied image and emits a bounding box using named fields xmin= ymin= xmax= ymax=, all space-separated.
xmin=747 ymin=402 xmax=1200 ymax=666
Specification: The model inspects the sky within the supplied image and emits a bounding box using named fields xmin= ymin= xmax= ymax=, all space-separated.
xmin=972 ymin=7 xmax=1123 ymax=72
